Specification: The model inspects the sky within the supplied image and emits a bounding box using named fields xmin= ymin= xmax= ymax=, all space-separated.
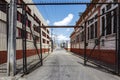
xmin=32 ymin=0 xmax=90 ymax=42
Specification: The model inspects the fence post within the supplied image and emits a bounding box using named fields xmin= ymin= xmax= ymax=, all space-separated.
xmin=22 ymin=5 xmax=27 ymax=74
xmin=84 ymin=21 xmax=87 ymax=65
xmin=7 ymin=0 xmax=17 ymax=76
xmin=116 ymin=4 xmax=120 ymax=74
xmin=39 ymin=23 xmax=43 ymax=66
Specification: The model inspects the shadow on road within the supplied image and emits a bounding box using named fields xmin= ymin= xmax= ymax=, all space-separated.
xmin=67 ymin=51 xmax=117 ymax=76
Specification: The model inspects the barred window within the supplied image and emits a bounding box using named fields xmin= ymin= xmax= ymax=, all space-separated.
xmin=88 ymin=27 xmax=89 ymax=40
xmin=106 ymin=10 xmax=112 ymax=35
xmin=106 ymin=4 xmax=112 ymax=35
xmin=102 ymin=17 xmax=105 ymax=36
xmin=95 ymin=22 xmax=97 ymax=38
xmin=102 ymin=8 xmax=105 ymax=15
xmin=113 ymin=8 xmax=117 ymax=33
xmin=90 ymin=24 xmax=94 ymax=39
xmin=81 ymin=31 xmax=84 ymax=41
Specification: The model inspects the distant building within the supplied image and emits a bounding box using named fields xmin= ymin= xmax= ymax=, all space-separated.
xmin=70 ymin=0 xmax=118 ymax=64
xmin=0 ymin=0 xmax=51 ymax=63
xmin=64 ymin=41 xmax=71 ymax=51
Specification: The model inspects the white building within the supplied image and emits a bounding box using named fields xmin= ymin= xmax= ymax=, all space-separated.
xmin=0 ymin=0 xmax=51 ymax=63
xmin=70 ymin=0 xmax=118 ymax=64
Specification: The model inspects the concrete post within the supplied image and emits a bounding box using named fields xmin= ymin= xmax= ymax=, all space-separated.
xmin=7 ymin=0 xmax=17 ymax=76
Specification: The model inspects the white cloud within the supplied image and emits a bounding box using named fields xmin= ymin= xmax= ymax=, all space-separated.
xmin=66 ymin=28 xmax=70 ymax=32
xmin=46 ymin=19 xmax=50 ymax=24
xmin=57 ymin=34 xmax=70 ymax=41
xmin=53 ymin=13 xmax=74 ymax=26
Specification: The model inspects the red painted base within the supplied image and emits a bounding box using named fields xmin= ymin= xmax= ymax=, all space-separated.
xmin=70 ymin=48 xmax=116 ymax=65
xmin=0 ymin=48 xmax=50 ymax=64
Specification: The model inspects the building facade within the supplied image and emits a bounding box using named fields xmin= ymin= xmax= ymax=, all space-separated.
xmin=70 ymin=0 xmax=118 ymax=65
xmin=0 ymin=0 xmax=51 ymax=64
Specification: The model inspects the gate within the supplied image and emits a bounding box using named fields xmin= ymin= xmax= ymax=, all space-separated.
xmin=0 ymin=0 xmax=120 ymax=76
xmin=16 ymin=4 xmax=43 ymax=74
xmin=82 ymin=3 xmax=120 ymax=74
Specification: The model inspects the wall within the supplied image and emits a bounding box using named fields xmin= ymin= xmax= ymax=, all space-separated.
xmin=71 ymin=48 xmax=116 ymax=65
xmin=0 ymin=48 xmax=50 ymax=64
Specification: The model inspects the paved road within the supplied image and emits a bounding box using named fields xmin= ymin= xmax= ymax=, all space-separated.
xmin=25 ymin=48 xmax=120 ymax=80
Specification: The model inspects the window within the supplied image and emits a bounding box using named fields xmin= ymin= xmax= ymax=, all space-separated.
xmin=88 ymin=27 xmax=89 ymax=40
xmin=42 ymin=24 xmax=47 ymax=31
xmin=17 ymin=12 xmax=20 ymax=21
xmin=42 ymin=31 xmax=46 ymax=37
xmin=95 ymin=22 xmax=97 ymax=38
xmin=0 ymin=0 xmax=7 ymax=13
xmin=88 ymin=18 xmax=94 ymax=25
xmin=47 ymin=30 xmax=49 ymax=34
xmin=26 ymin=6 xmax=31 ymax=14
xmin=43 ymin=39 xmax=46 ymax=43
xmin=34 ymin=26 xmax=40 ymax=33
xmin=95 ymin=14 xmax=97 ymax=20
xmin=106 ymin=4 xmax=112 ymax=35
xmin=26 ymin=19 xmax=31 ymax=27
xmin=102 ymin=17 xmax=105 ymax=36
xmin=76 ymin=35 xmax=79 ymax=42
xmin=17 ymin=28 xmax=22 ymax=38
xmin=28 ymin=20 xmax=31 ymax=27
xmin=102 ymin=8 xmax=105 ymax=15
xmin=90 ymin=24 xmax=94 ymax=39
xmin=35 ymin=36 xmax=39 ymax=42
xmin=47 ymin=41 xmax=49 ymax=44
xmin=81 ymin=31 xmax=84 ymax=41
xmin=47 ymin=35 xmax=49 ymax=39
xmin=17 ymin=11 xmax=22 ymax=22
xmin=106 ymin=10 xmax=112 ymax=35
xmin=106 ymin=4 xmax=111 ymax=11
xmin=34 ymin=14 xmax=40 ymax=23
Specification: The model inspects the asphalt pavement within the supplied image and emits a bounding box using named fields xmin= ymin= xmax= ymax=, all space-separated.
xmin=24 ymin=48 xmax=120 ymax=80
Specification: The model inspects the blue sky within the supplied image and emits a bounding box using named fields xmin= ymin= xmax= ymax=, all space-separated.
xmin=33 ymin=0 xmax=90 ymax=41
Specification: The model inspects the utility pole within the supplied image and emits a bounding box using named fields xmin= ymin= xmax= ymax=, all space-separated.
xmin=7 ymin=0 xmax=17 ymax=76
